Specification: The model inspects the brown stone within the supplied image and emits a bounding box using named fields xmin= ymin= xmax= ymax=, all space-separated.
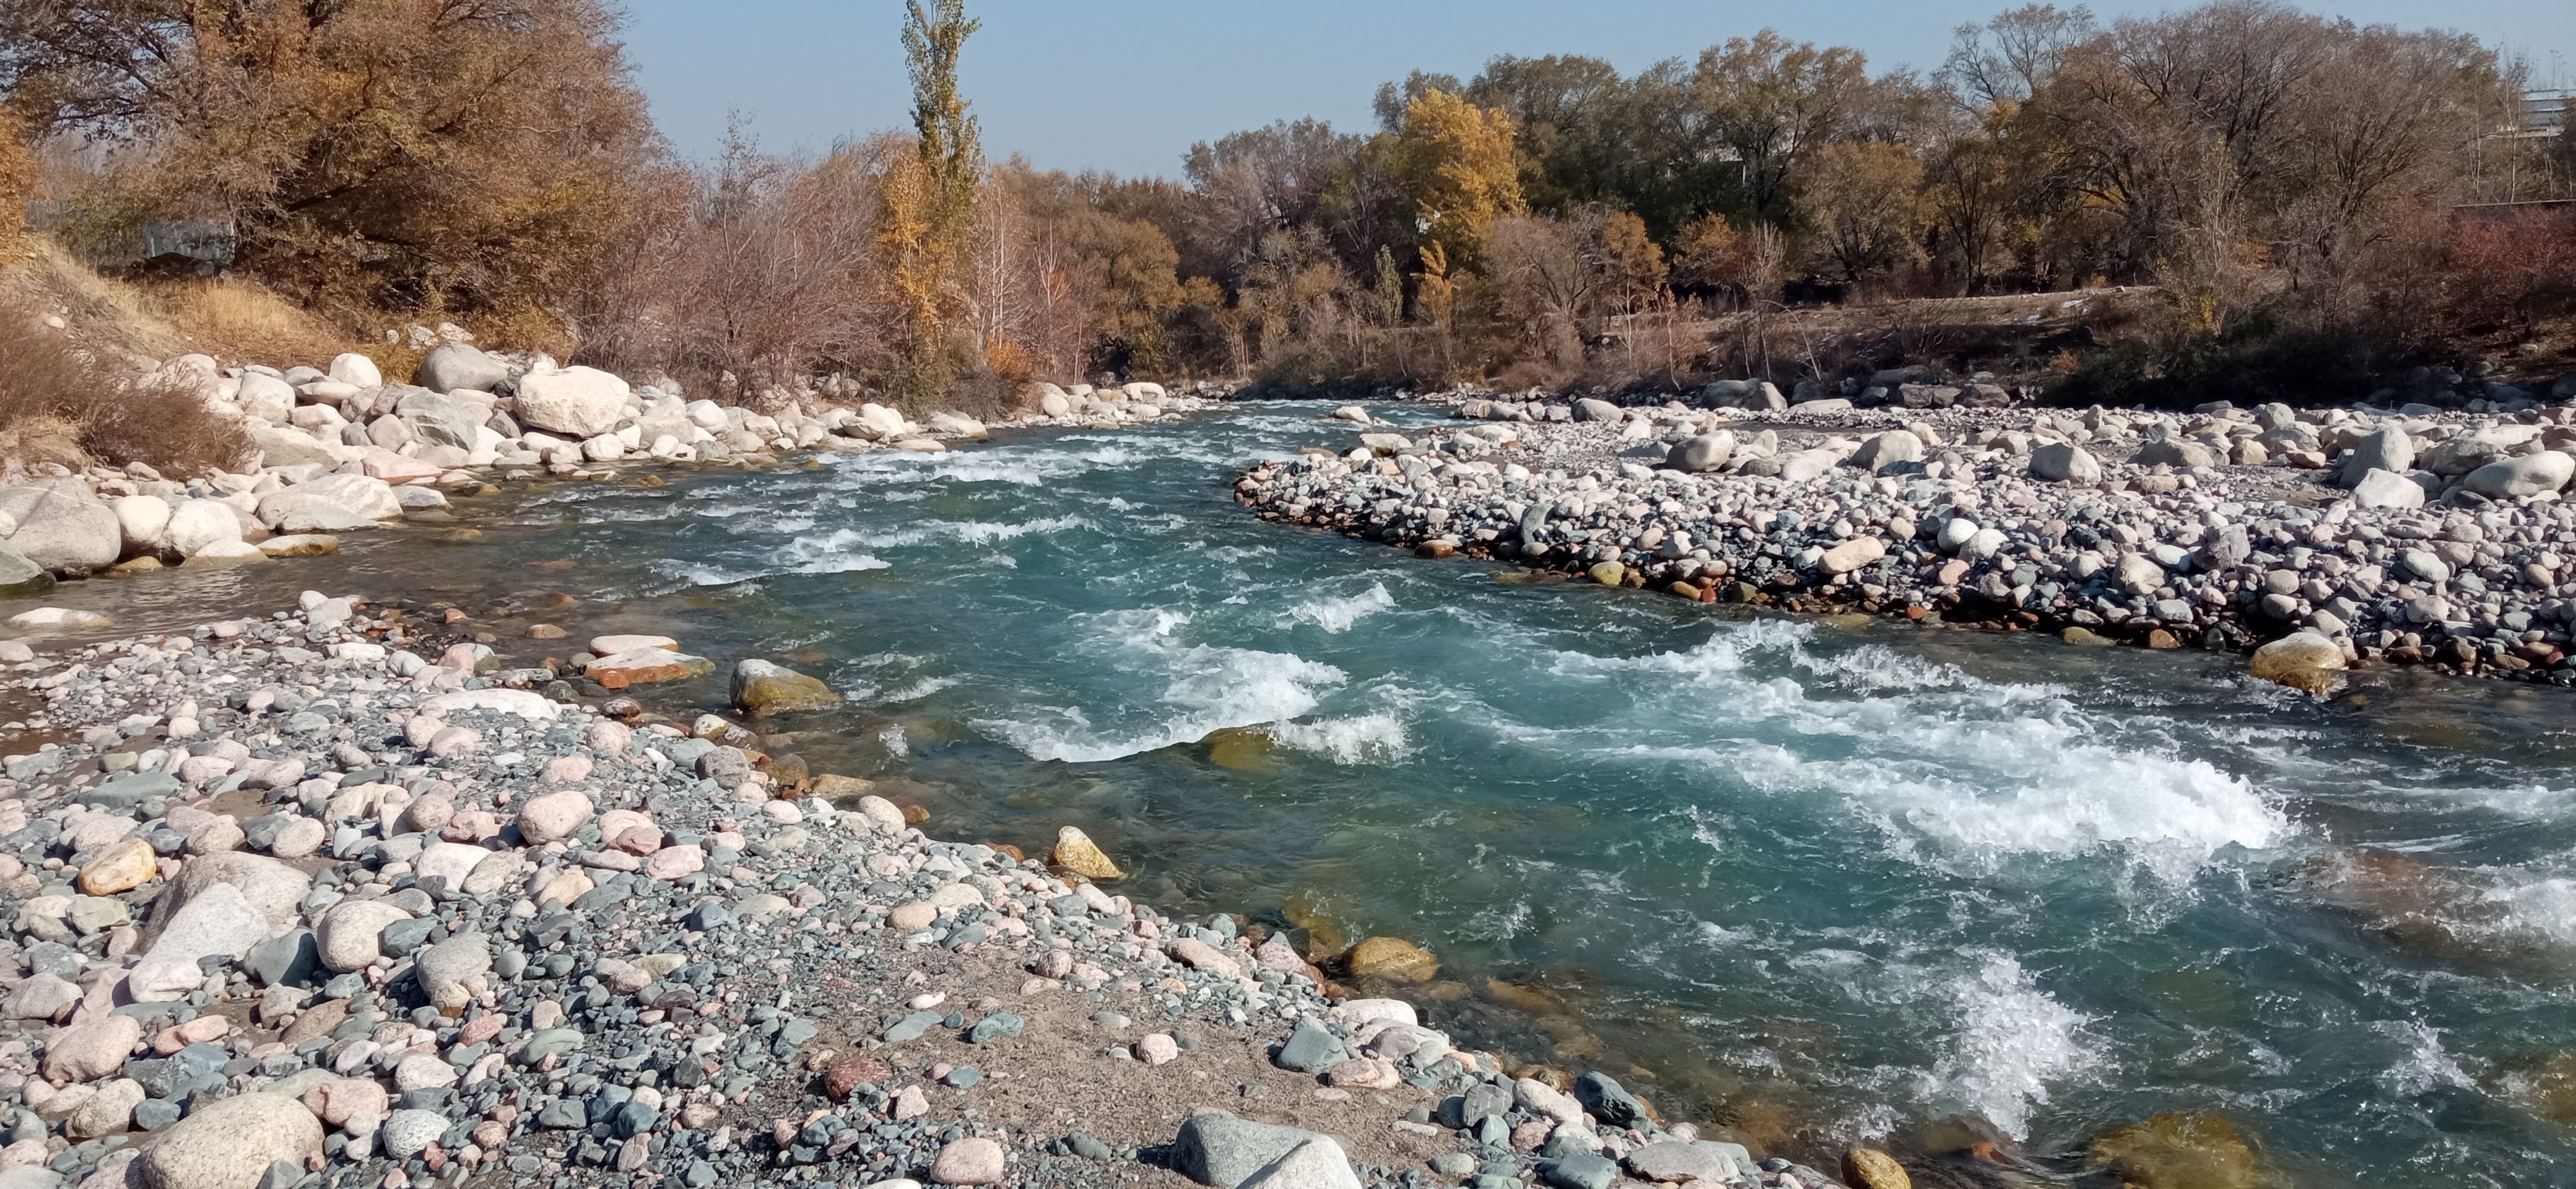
xmin=2146 ymin=629 xmax=2181 ymax=650
xmin=811 ymin=774 xmax=872 ymax=799
xmin=1483 ymin=980 xmax=1566 ymax=1016
xmin=1842 ymin=1148 xmax=1910 ymax=1189
xmin=282 ymin=999 xmax=349 ymax=1047
xmin=1206 ymin=727 xmax=1274 ymax=770
xmin=78 ymin=837 xmax=159 ymax=895
xmin=1282 ymin=891 xmax=1347 ymax=960
xmin=1050 ymin=826 xmax=1123 ymax=880
xmin=2089 ymin=1113 xmax=2256 ymax=1189
xmin=1346 ymin=936 xmax=1439 ymax=983
xmin=585 ymin=649 xmax=715 ymax=687
xmin=825 ymin=1050 xmax=890 ymax=1102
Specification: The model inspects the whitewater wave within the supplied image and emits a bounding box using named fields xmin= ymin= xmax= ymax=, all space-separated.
xmin=1281 ymin=583 xmax=1397 ymax=634
xmin=1553 ymin=620 xmax=2286 ymax=882
xmin=977 ymin=621 xmax=1349 ymax=763
xmin=1269 ymin=712 xmax=1412 ymax=764
xmin=2375 ymin=1021 xmax=2475 ymax=1097
xmin=1920 ymin=953 xmax=2096 ymax=1139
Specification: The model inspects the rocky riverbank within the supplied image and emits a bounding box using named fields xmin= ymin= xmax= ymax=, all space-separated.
xmin=0 ymin=594 xmax=1881 ymax=1189
xmin=0 ymin=326 xmax=1216 ymax=601
xmin=1232 ymin=390 xmax=2576 ymax=688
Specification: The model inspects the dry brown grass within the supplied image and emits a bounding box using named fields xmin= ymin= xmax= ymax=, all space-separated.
xmin=2 ymin=239 xmax=363 ymax=371
xmin=128 ymin=276 xmax=359 ymax=366
xmin=0 ymin=295 xmax=251 ymax=476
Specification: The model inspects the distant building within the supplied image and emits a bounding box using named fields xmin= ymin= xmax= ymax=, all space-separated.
xmin=2499 ymin=89 xmax=2569 ymax=140
xmin=24 ymin=202 xmax=237 ymax=272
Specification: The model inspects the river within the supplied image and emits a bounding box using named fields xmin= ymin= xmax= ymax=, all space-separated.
xmin=15 ymin=402 xmax=2576 ymax=1186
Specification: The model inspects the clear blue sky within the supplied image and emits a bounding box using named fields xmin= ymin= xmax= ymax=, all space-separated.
xmin=620 ymin=0 xmax=2576 ymax=178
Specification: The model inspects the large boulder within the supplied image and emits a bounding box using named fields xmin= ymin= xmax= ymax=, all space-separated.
xmin=137 ymin=1093 xmax=323 ymax=1189
xmin=0 ymin=546 xmax=54 ymax=594
xmin=1173 ymin=1115 xmax=1345 ymax=1189
xmin=236 ymin=373 xmax=295 ymax=422
xmin=2337 ymin=426 xmax=2413 ymax=488
xmin=1850 ymin=430 xmax=1923 ymax=473
xmin=731 ymin=660 xmax=842 ymax=717
xmin=255 ymin=474 xmax=401 ymax=532
xmin=2132 ymin=438 xmax=2216 ymax=469
xmin=2463 ymin=451 xmax=2575 ymax=499
xmin=248 ymin=424 xmax=343 ymax=469
xmin=143 ymin=851 xmax=311 ymax=949
xmin=416 ymin=343 xmax=511 ymax=396
xmin=1665 ymin=432 xmax=1734 ymax=473
xmin=167 ymin=500 xmax=245 ymax=557
xmin=0 ymin=487 xmax=121 ymax=573
xmin=513 ymin=367 xmax=630 ymax=437
xmin=328 ymin=353 xmax=382 ymax=388
xmin=126 ymin=882 xmax=269 ymax=1001
xmin=2030 ymin=442 xmax=2102 ymax=484
xmin=2349 ymin=468 xmax=2426 ymax=511
xmin=2420 ymin=430 xmax=2517 ymax=476
xmin=110 ymin=495 xmax=171 ymax=557
xmin=395 ymin=388 xmax=482 ymax=451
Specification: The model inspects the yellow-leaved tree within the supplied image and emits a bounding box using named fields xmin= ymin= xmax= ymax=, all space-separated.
xmin=1799 ymin=141 xmax=1931 ymax=285
xmin=1395 ymin=91 xmax=1523 ymax=272
xmin=0 ymin=107 xmax=32 ymax=260
xmin=881 ymin=0 xmax=986 ymax=406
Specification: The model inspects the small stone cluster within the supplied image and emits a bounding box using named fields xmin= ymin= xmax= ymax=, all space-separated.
xmin=1237 ymin=393 xmax=2576 ymax=683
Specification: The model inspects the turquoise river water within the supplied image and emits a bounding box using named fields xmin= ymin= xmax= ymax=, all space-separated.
xmin=15 ymin=403 xmax=2576 ymax=1187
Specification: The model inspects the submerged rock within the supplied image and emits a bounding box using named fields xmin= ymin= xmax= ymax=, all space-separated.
xmin=2088 ymin=1113 xmax=2257 ymax=1189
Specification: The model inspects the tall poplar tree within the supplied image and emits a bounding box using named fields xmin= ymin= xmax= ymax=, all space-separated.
xmin=884 ymin=0 xmax=985 ymax=404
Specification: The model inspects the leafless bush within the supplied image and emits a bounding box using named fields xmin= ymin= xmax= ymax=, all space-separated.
xmin=0 ymin=299 xmax=250 ymax=475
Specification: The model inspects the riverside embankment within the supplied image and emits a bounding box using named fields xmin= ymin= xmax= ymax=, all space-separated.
xmin=2 ymin=404 xmax=2575 ymax=1189
xmin=1236 ymin=391 xmax=2576 ymax=689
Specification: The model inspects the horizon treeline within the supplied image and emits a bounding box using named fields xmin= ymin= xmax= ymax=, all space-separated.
xmin=3 ymin=0 xmax=2573 ymax=409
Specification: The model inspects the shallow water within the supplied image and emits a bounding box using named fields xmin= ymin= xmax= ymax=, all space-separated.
xmin=22 ymin=404 xmax=2576 ymax=1185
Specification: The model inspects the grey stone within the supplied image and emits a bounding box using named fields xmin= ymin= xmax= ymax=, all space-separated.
xmin=1273 ymin=1017 xmax=1346 ymax=1074
xmin=1572 ymin=1071 xmax=1645 ymax=1128
xmin=2030 ymin=442 xmax=2101 ymax=484
xmin=394 ymin=390 xmax=482 ymax=451
xmin=2339 ymin=426 xmax=2414 ymax=487
xmin=2463 ymin=451 xmax=2574 ymax=499
xmin=1173 ymin=1114 xmax=1339 ymax=1189
xmin=884 ymin=1011 xmax=944 ymax=1043
xmin=1664 ymin=433 xmax=1733 ymax=474
xmin=417 ymin=344 xmax=511 ymax=396
xmin=0 ymin=486 xmax=120 ymax=573
xmin=1536 ymin=1156 xmax=1617 ymax=1189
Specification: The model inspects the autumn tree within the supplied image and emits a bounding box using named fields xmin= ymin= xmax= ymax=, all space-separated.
xmin=1394 ymin=91 xmax=1523 ymax=272
xmin=0 ymin=0 xmax=665 ymax=332
xmin=881 ymin=0 xmax=985 ymax=404
xmin=1799 ymin=141 xmax=1932 ymax=284
xmin=0 ymin=107 xmax=31 ymax=259
xmin=1692 ymin=32 xmax=1874 ymax=223
xmin=1939 ymin=4 xmax=2099 ymax=110
xmin=1182 ymin=118 xmax=1360 ymax=287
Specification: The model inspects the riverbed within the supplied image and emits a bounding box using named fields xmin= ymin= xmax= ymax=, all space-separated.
xmin=14 ymin=403 xmax=2576 ymax=1185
